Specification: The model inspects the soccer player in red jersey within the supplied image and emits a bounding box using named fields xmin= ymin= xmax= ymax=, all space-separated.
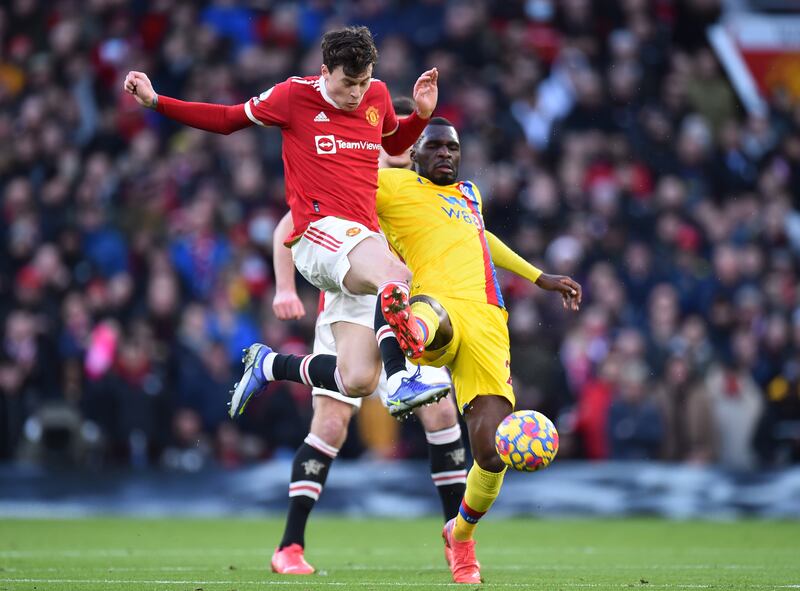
xmin=123 ymin=27 xmax=449 ymax=417
xmin=264 ymin=97 xmax=468 ymax=575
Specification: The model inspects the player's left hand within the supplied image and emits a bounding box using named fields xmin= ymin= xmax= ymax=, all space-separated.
xmin=535 ymin=273 xmax=582 ymax=311
xmin=412 ymin=68 xmax=438 ymax=119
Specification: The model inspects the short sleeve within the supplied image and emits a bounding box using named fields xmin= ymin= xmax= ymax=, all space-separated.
xmin=245 ymin=80 xmax=292 ymax=128
xmin=381 ymin=84 xmax=399 ymax=137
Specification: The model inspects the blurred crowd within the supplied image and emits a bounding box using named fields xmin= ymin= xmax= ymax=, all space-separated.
xmin=2 ymin=0 xmax=800 ymax=472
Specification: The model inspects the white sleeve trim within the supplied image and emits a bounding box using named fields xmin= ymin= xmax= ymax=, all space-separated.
xmin=244 ymin=101 xmax=265 ymax=126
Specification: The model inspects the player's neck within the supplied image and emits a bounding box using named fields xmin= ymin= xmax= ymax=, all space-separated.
xmin=416 ymin=170 xmax=457 ymax=187
xmin=319 ymin=76 xmax=342 ymax=110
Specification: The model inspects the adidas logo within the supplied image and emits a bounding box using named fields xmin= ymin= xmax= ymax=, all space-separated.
xmin=314 ymin=111 xmax=330 ymax=122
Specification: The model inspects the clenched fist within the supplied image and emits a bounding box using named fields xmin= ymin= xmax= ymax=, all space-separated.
xmin=123 ymin=71 xmax=157 ymax=108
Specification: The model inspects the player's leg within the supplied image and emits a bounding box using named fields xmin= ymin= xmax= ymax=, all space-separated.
xmin=229 ymin=290 xmax=382 ymax=419
xmin=229 ymin=344 xmax=344 ymax=417
xmin=329 ymin=320 xmax=383 ymax=396
xmin=409 ymin=295 xmax=453 ymax=351
xmin=441 ymin=394 xmax=510 ymax=584
xmin=454 ymin=394 xmax=512 ymax=540
xmin=273 ymin=395 xmax=355 ymax=574
xmin=440 ymin=302 xmax=514 ymax=584
xmin=413 ymin=391 xmax=467 ymax=524
xmin=230 ymin=221 xmax=448 ymax=416
xmin=230 ymin=321 xmax=450 ymax=417
xmin=272 ymin=318 xmax=360 ymax=575
xmin=344 ymin=236 xmax=427 ymax=361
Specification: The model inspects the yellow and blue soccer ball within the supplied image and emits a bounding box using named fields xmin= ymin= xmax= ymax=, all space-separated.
xmin=495 ymin=410 xmax=559 ymax=472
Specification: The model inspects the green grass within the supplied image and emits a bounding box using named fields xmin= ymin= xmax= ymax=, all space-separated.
xmin=0 ymin=518 xmax=798 ymax=590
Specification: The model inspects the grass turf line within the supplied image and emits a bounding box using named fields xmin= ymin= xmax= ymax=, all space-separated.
xmin=0 ymin=518 xmax=798 ymax=590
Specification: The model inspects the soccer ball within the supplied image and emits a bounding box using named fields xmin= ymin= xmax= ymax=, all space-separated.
xmin=495 ymin=410 xmax=559 ymax=472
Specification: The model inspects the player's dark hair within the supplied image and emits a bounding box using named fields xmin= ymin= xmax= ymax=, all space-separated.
xmin=428 ymin=117 xmax=454 ymax=127
xmin=393 ymin=96 xmax=415 ymax=116
xmin=321 ymin=26 xmax=378 ymax=78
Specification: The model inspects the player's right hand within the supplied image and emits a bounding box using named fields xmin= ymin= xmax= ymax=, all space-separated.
xmin=123 ymin=71 xmax=157 ymax=108
xmin=273 ymin=289 xmax=306 ymax=320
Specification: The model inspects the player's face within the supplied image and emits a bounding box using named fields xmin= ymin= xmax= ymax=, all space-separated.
xmin=412 ymin=125 xmax=460 ymax=185
xmin=321 ymin=64 xmax=373 ymax=111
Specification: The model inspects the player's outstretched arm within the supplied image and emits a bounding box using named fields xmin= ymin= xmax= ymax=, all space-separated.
xmin=272 ymin=212 xmax=306 ymax=321
xmin=485 ymin=231 xmax=581 ymax=311
xmin=123 ymin=70 xmax=252 ymax=135
xmin=381 ymin=68 xmax=439 ymax=155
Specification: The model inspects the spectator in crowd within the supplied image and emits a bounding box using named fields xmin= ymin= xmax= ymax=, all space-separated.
xmin=0 ymin=0 xmax=797 ymax=471
xmin=703 ymin=335 xmax=765 ymax=471
xmin=654 ymin=351 xmax=715 ymax=464
xmin=607 ymin=360 xmax=664 ymax=460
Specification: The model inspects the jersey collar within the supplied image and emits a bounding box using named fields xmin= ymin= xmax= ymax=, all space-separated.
xmin=318 ymin=76 xmax=374 ymax=110
xmin=318 ymin=76 xmax=342 ymax=110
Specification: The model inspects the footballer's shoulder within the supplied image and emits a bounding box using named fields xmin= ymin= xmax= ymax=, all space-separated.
xmin=289 ymin=75 xmax=318 ymax=85
xmin=366 ymin=78 xmax=388 ymax=96
xmin=286 ymin=76 xmax=324 ymax=95
xmin=378 ymin=167 xmax=418 ymax=182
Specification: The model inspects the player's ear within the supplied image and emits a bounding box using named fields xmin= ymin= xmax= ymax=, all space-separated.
xmin=321 ymin=64 xmax=330 ymax=79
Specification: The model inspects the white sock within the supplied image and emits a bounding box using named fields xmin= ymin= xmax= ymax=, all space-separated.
xmin=386 ymin=369 xmax=411 ymax=394
xmin=261 ymin=351 xmax=277 ymax=381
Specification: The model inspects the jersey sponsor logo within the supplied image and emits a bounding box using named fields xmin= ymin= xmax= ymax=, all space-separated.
xmin=315 ymin=135 xmax=337 ymax=154
xmin=315 ymin=135 xmax=381 ymax=154
xmin=314 ymin=111 xmax=330 ymax=122
xmin=365 ymin=105 xmax=380 ymax=126
xmin=252 ymin=87 xmax=274 ymax=107
xmin=439 ymin=194 xmax=483 ymax=228
xmin=439 ymin=194 xmax=469 ymax=209
xmin=336 ymin=138 xmax=381 ymax=151
xmin=346 ymin=227 xmax=362 ymax=237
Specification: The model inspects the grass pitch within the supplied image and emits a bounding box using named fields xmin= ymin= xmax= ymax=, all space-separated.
xmin=0 ymin=518 xmax=798 ymax=590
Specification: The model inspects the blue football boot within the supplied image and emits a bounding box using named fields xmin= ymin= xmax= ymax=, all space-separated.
xmin=228 ymin=343 xmax=272 ymax=418
xmin=385 ymin=365 xmax=451 ymax=419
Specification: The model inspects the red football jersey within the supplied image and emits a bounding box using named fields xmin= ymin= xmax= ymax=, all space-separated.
xmin=244 ymin=76 xmax=399 ymax=242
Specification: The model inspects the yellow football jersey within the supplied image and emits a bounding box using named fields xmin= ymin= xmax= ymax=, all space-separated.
xmin=376 ymin=167 xmax=505 ymax=308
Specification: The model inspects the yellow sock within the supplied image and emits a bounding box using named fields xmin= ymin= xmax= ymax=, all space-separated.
xmin=410 ymin=301 xmax=439 ymax=347
xmin=453 ymin=461 xmax=506 ymax=541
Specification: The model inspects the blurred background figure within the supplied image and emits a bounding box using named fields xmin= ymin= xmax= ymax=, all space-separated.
xmin=0 ymin=0 xmax=797 ymax=476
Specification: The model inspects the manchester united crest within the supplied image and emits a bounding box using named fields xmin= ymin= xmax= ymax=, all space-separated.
xmin=365 ymin=105 xmax=379 ymax=126
xmin=346 ymin=227 xmax=362 ymax=237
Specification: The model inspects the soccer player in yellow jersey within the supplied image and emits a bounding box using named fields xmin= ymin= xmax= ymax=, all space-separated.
xmin=375 ymin=118 xmax=581 ymax=583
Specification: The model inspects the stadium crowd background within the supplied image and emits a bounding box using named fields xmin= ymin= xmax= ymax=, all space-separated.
xmin=1 ymin=0 xmax=799 ymax=472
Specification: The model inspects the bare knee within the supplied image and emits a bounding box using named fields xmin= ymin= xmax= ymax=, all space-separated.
xmin=337 ymin=364 xmax=380 ymax=397
xmin=344 ymin=238 xmax=411 ymax=293
xmin=415 ymin=396 xmax=459 ymax=432
xmin=310 ymin=399 xmax=354 ymax=448
xmin=372 ymin=255 xmax=411 ymax=288
xmin=464 ymin=395 xmax=513 ymax=473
